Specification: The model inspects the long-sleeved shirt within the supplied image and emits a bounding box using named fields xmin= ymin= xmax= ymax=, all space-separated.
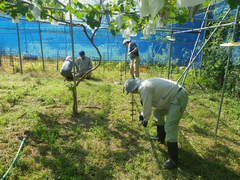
xmin=77 ymin=56 xmax=93 ymax=73
xmin=138 ymin=78 xmax=181 ymax=121
xmin=60 ymin=59 xmax=79 ymax=74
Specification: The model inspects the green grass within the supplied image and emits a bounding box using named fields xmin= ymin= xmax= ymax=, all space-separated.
xmin=0 ymin=64 xmax=239 ymax=180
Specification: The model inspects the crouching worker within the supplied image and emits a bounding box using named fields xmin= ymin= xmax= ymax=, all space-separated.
xmin=76 ymin=51 xmax=93 ymax=79
xmin=60 ymin=56 xmax=79 ymax=81
xmin=124 ymin=77 xmax=188 ymax=170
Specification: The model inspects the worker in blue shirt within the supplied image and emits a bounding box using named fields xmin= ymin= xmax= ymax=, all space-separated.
xmin=123 ymin=39 xmax=140 ymax=78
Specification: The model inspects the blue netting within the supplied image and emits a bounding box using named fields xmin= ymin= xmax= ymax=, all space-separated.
xmin=0 ymin=0 xmax=239 ymax=67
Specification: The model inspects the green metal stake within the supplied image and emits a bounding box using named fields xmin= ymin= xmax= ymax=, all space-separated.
xmin=215 ymin=7 xmax=239 ymax=136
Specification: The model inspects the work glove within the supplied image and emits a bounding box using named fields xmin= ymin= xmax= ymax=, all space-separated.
xmin=141 ymin=120 xmax=148 ymax=127
xmin=127 ymin=51 xmax=132 ymax=56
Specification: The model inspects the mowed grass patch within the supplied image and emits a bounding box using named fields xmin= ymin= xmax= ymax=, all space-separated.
xmin=0 ymin=66 xmax=239 ymax=179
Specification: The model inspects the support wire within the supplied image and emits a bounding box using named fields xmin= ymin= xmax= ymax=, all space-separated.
xmin=177 ymin=8 xmax=231 ymax=83
xmin=181 ymin=3 xmax=210 ymax=86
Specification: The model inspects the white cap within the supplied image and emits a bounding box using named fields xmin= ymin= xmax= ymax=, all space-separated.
xmin=124 ymin=77 xmax=141 ymax=95
xmin=66 ymin=56 xmax=72 ymax=61
xmin=123 ymin=39 xmax=131 ymax=45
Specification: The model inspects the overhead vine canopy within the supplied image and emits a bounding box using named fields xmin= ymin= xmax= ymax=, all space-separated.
xmin=0 ymin=0 xmax=239 ymax=38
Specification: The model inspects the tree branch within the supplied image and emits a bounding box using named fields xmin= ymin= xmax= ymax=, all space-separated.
xmin=76 ymin=25 xmax=102 ymax=86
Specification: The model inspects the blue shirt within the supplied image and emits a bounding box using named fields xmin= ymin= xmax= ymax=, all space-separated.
xmin=128 ymin=42 xmax=139 ymax=59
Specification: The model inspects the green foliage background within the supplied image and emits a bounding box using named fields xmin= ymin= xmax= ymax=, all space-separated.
xmin=201 ymin=20 xmax=240 ymax=97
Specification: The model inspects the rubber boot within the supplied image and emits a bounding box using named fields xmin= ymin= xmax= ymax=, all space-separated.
xmin=151 ymin=126 xmax=166 ymax=144
xmin=162 ymin=142 xmax=178 ymax=169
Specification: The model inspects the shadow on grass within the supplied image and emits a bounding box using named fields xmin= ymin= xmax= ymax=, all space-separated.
xmin=19 ymin=91 xmax=239 ymax=179
xmin=184 ymin=109 xmax=240 ymax=147
xmin=22 ymin=108 xmax=154 ymax=179
xmin=217 ymin=120 xmax=240 ymax=146
xmin=162 ymin=128 xmax=240 ymax=180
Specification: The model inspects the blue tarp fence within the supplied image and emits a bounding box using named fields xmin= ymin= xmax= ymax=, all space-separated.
xmin=0 ymin=0 xmax=239 ymax=67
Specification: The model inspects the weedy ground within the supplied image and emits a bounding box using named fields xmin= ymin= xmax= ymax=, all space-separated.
xmin=0 ymin=64 xmax=239 ymax=180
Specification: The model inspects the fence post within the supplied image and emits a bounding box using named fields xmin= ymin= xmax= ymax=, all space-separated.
xmin=38 ymin=22 xmax=45 ymax=71
xmin=16 ymin=23 xmax=23 ymax=74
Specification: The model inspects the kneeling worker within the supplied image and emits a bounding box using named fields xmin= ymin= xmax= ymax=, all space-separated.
xmin=60 ymin=56 xmax=79 ymax=81
xmin=76 ymin=51 xmax=93 ymax=79
xmin=124 ymin=77 xmax=188 ymax=169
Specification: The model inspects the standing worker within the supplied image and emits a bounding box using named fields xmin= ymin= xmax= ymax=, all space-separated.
xmin=123 ymin=39 xmax=140 ymax=78
xmin=76 ymin=51 xmax=93 ymax=79
xmin=124 ymin=77 xmax=188 ymax=169
xmin=60 ymin=56 xmax=79 ymax=81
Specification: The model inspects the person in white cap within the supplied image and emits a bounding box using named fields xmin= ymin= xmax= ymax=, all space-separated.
xmin=60 ymin=56 xmax=79 ymax=81
xmin=123 ymin=39 xmax=140 ymax=78
xmin=124 ymin=77 xmax=188 ymax=170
